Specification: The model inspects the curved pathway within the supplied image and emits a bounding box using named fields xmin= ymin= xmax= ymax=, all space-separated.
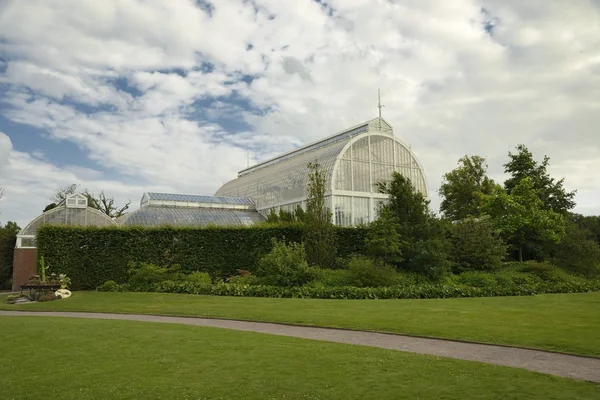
xmin=2 ymin=310 xmax=599 ymax=382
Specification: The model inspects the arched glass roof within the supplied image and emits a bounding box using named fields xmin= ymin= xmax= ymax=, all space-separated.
xmin=19 ymin=203 xmax=118 ymax=236
xmin=119 ymin=207 xmax=265 ymax=227
xmin=215 ymin=117 xmax=428 ymax=211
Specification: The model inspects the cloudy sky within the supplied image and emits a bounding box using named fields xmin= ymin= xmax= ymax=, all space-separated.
xmin=0 ymin=0 xmax=599 ymax=228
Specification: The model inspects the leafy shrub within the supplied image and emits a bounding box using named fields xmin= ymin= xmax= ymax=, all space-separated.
xmin=127 ymin=262 xmax=186 ymax=290
xmin=408 ymin=239 xmax=452 ymax=281
xmin=550 ymin=222 xmax=600 ymax=278
xmin=186 ymin=272 xmax=212 ymax=286
xmin=347 ymin=256 xmax=396 ymax=288
xmin=256 ymin=239 xmax=315 ymax=287
xmin=449 ymin=216 xmax=508 ymax=272
xmin=519 ymin=261 xmax=575 ymax=283
xmin=453 ymin=271 xmax=498 ymax=288
xmin=313 ymin=268 xmax=354 ymax=287
xmin=97 ymin=280 xmax=117 ymax=292
xmin=97 ymin=278 xmax=600 ymax=299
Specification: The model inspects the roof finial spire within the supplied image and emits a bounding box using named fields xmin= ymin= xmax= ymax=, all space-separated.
xmin=377 ymin=88 xmax=385 ymax=129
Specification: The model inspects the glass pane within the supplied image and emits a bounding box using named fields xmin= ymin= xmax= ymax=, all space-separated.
xmin=371 ymin=136 xmax=394 ymax=164
xmin=352 ymin=137 xmax=370 ymax=161
xmin=334 ymin=159 xmax=352 ymax=190
xmin=334 ymin=196 xmax=352 ymax=227
xmin=352 ymin=161 xmax=370 ymax=192
xmin=353 ymin=197 xmax=370 ymax=226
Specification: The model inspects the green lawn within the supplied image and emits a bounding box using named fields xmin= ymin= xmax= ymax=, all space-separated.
xmin=1 ymin=317 xmax=598 ymax=400
xmin=2 ymin=291 xmax=599 ymax=357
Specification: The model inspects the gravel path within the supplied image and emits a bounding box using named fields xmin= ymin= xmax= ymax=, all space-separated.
xmin=2 ymin=310 xmax=599 ymax=382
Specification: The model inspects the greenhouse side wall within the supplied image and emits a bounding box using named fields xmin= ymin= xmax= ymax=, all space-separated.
xmin=12 ymin=248 xmax=37 ymax=292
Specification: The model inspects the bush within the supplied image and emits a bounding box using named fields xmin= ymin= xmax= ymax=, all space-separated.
xmin=313 ymin=268 xmax=354 ymax=287
xmin=519 ymin=261 xmax=576 ymax=283
xmin=256 ymin=239 xmax=315 ymax=287
xmin=550 ymin=222 xmax=600 ymax=278
xmin=347 ymin=257 xmax=396 ymax=288
xmin=36 ymin=225 xmax=368 ymax=290
xmin=449 ymin=216 xmax=507 ymax=272
xmin=97 ymin=280 xmax=118 ymax=292
xmin=453 ymin=271 xmax=498 ymax=288
xmin=96 ymin=278 xmax=600 ymax=299
xmin=127 ymin=262 xmax=186 ymax=290
xmin=408 ymin=239 xmax=452 ymax=281
xmin=186 ymin=272 xmax=212 ymax=286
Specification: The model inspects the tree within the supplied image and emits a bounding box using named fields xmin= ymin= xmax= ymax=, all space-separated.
xmin=482 ymin=177 xmax=566 ymax=262
xmin=504 ymin=145 xmax=576 ymax=213
xmin=376 ymin=172 xmax=451 ymax=278
xmin=303 ymin=162 xmax=336 ymax=268
xmin=44 ymin=184 xmax=130 ymax=218
xmin=449 ymin=216 xmax=508 ymax=272
xmin=365 ymin=207 xmax=404 ymax=266
xmin=570 ymin=214 xmax=600 ymax=247
xmin=0 ymin=221 xmax=21 ymax=290
xmin=439 ymin=155 xmax=500 ymax=220
xmin=85 ymin=190 xmax=130 ymax=218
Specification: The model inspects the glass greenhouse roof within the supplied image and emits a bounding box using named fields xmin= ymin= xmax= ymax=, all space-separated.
xmin=119 ymin=207 xmax=265 ymax=227
xmin=145 ymin=193 xmax=254 ymax=205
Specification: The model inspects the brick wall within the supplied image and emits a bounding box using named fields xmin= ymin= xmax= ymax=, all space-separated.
xmin=12 ymin=248 xmax=37 ymax=292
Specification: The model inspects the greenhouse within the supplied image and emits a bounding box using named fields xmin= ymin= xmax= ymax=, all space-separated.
xmin=216 ymin=117 xmax=428 ymax=226
xmin=15 ymin=193 xmax=118 ymax=249
xmin=118 ymin=192 xmax=265 ymax=227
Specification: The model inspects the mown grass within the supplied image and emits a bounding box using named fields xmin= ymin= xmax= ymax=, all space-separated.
xmin=2 ymin=291 xmax=599 ymax=357
xmin=1 ymin=317 xmax=599 ymax=400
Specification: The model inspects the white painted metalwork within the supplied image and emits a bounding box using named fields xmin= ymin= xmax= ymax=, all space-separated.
xmin=216 ymin=117 xmax=428 ymax=226
xmin=16 ymin=197 xmax=118 ymax=248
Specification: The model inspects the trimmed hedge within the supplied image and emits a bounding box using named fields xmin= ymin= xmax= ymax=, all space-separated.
xmin=37 ymin=225 xmax=368 ymax=290
xmin=98 ymin=279 xmax=600 ymax=300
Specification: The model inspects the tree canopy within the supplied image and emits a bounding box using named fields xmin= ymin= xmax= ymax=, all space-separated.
xmin=504 ymin=145 xmax=576 ymax=214
xmin=482 ymin=177 xmax=565 ymax=262
xmin=439 ymin=155 xmax=499 ymax=221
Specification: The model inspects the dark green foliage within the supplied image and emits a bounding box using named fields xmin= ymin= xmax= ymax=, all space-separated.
xmin=365 ymin=208 xmax=403 ymax=266
xmin=549 ymin=221 xmax=600 ymax=278
xmin=449 ymin=216 xmax=508 ymax=272
xmin=127 ymin=262 xmax=187 ymax=291
xmin=482 ymin=177 xmax=566 ymax=262
xmin=504 ymin=145 xmax=576 ymax=214
xmin=303 ymin=162 xmax=336 ymax=268
xmin=408 ymin=238 xmax=452 ymax=280
xmin=96 ymin=276 xmax=600 ymax=300
xmin=36 ymin=225 xmax=367 ymax=290
xmin=186 ymin=272 xmax=212 ymax=286
xmin=257 ymin=239 xmax=314 ymax=287
xmin=570 ymin=214 xmax=600 ymax=246
xmin=312 ymin=268 xmax=354 ymax=287
xmin=375 ymin=172 xmax=451 ymax=277
xmin=0 ymin=221 xmax=20 ymax=290
xmin=347 ymin=256 xmax=397 ymax=288
xmin=439 ymin=155 xmax=499 ymax=220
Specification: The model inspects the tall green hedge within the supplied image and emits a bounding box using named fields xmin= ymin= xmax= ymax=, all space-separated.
xmin=0 ymin=231 xmax=17 ymax=290
xmin=36 ymin=225 xmax=368 ymax=290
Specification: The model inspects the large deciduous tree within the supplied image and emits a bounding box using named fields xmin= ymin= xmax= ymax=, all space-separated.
xmin=303 ymin=162 xmax=336 ymax=268
xmin=504 ymin=145 xmax=576 ymax=214
xmin=0 ymin=221 xmax=21 ymax=290
xmin=439 ymin=155 xmax=499 ymax=220
xmin=482 ymin=177 xmax=565 ymax=262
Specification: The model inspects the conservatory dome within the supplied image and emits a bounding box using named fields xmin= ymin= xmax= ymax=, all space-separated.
xmin=216 ymin=117 xmax=428 ymax=226
xmin=16 ymin=193 xmax=118 ymax=248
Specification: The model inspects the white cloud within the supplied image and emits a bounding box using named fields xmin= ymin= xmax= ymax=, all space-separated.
xmin=1 ymin=0 xmax=599 ymax=228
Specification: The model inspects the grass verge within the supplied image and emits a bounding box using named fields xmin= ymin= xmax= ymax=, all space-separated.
xmin=1 ymin=291 xmax=599 ymax=357
xmin=1 ymin=316 xmax=599 ymax=400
